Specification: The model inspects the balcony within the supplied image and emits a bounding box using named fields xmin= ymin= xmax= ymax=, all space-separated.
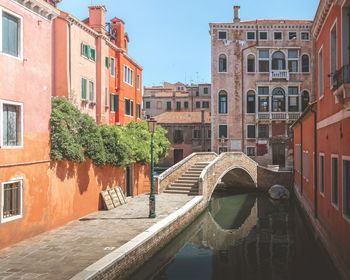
xmin=269 ymin=70 xmax=289 ymax=81
xmin=332 ymin=64 xmax=350 ymax=109
xmin=256 ymin=112 xmax=301 ymax=121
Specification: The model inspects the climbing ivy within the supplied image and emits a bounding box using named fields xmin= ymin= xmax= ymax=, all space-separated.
xmin=50 ymin=97 xmax=170 ymax=167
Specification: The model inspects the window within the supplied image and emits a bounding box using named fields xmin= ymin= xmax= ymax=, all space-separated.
xmin=219 ymin=54 xmax=227 ymax=72
xmin=301 ymin=32 xmax=309 ymax=40
xmin=110 ymin=94 xmax=118 ymax=112
xmin=184 ymin=101 xmax=189 ymax=109
xmin=332 ymin=156 xmax=339 ymax=206
xmin=320 ymin=154 xmax=325 ymax=194
xmin=136 ymin=104 xmax=141 ymax=118
xmin=196 ymin=91 xmax=199 ymax=97
xmin=1 ymin=11 xmax=21 ymax=57
xmin=125 ymin=99 xmax=133 ymax=116
xmin=173 ymin=130 xmax=184 ymax=144
xmin=219 ymin=125 xmax=227 ymax=138
xmin=258 ymin=50 xmax=269 ymax=72
xmin=302 ymin=55 xmax=310 ymax=73
xmin=246 ymin=91 xmax=255 ymax=113
xmin=203 ymin=87 xmax=209 ymax=94
xmin=218 ymin=91 xmax=228 ymax=114
xmin=247 ymin=54 xmax=255 ymax=73
xmin=289 ymin=32 xmax=297 ymax=40
xmin=301 ymin=91 xmax=310 ymax=111
xmin=259 ymin=31 xmax=268 ymax=40
xmin=288 ymin=50 xmax=299 ymax=72
xmin=247 ymin=31 xmax=255 ymax=40
xmin=247 ymin=147 xmax=256 ymax=156
xmin=202 ymin=101 xmax=209 ymax=108
xmin=156 ymin=101 xmax=162 ymax=109
xmin=218 ymin=31 xmax=227 ymax=40
xmin=258 ymin=96 xmax=269 ymax=112
xmin=207 ymin=129 xmax=211 ymax=139
xmin=108 ymin=57 xmax=115 ymax=76
xmin=105 ymin=57 xmax=110 ymax=68
xmin=130 ymin=100 xmax=134 ymax=116
xmin=258 ymin=86 xmax=269 ymax=95
xmin=1 ymin=180 xmax=22 ymax=223
xmin=123 ymin=65 xmax=134 ymax=86
xmin=288 ymin=87 xmax=299 ymax=95
xmin=90 ymin=48 xmax=96 ymax=61
xmin=274 ymin=31 xmax=282 ymax=40
xmin=272 ymin=51 xmax=286 ymax=70
xmin=81 ymin=43 xmax=95 ymax=61
xmin=247 ymin=125 xmax=256 ymax=139
xmin=318 ymin=48 xmax=324 ymax=97
xmin=258 ymin=124 xmax=269 ymax=138
xmin=105 ymin=88 xmax=108 ymax=107
xmin=288 ymin=86 xmax=299 ymax=112
xmin=89 ymin=81 xmax=94 ymax=102
xmin=303 ymin=151 xmax=309 ymax=180
xmin=193 ymin=129 xmax=201 ymax=139
xmin=1 ymin=101 xmax=23 ymax=147
xmin=136 ymin=75 xmax=140 ymax=90
xmin=343 ymin=159 xmax=350 ymax=218
xmin=145 ymin=101 xmax=150 ymax=109
xmin=166 ymin=101 xmax=171 ymax=111
xmin=176 ymin=102 xmax=181 ymax=111
xmin=330 ymin=23 xmax=337 ymax=81
xmin=81 ymin=78 xmax=87 ymax=100
xmin=196 ymin=101 xmax=201 ymax=108
xmin=272 ymin=87 xmax=286 ymax=112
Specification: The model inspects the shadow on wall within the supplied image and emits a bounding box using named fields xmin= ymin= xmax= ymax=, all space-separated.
xmin=221 ymin=168 xmax=256 ymax=189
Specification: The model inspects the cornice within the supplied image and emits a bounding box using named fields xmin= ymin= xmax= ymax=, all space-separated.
xmin=12 ymin=0 xmax=59 ymax=20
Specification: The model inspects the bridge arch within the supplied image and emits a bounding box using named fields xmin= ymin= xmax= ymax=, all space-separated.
xmin=198 ymin=152 xmax=258 ymax=201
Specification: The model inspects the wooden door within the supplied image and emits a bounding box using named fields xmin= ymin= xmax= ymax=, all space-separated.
xmin=272 ymin=143 xmax=285 ymax=167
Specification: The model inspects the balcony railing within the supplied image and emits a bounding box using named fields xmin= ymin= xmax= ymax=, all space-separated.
xmin=269 ymin=70 xmax=289 ymax=81
xmin=333 ymin=64 xmax=350 ymax=89
xmin=256 ymin=112 xmax=301 ymax=121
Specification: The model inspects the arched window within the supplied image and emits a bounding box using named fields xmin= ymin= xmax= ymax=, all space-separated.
xmin=302 ymin=55 xmax=310 ymax=73
xmin=247 ymin=91 xmax=256 ymax=113
xmin=218 ymin=91 xmax=228 ymax=114
xmin=219 ymin=54 xmax=227 ymax=73
xmin=247 ymin=54 xmax=255 ymax=73
xmin=272 ymin=51 xmax=286 ymax=70
xmin=272 ymin=87 xmax=286 ymax=112
xmin=301 ymin=91 xmax=310 ymax=111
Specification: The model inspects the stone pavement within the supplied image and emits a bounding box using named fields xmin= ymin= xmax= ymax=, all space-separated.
xmin=0 ymin=193 xmax=192 ymax=280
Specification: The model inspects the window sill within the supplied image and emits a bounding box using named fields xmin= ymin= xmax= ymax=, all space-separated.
xmin=0 ymin=145 xmax=24 ymax=150
xmin=0 ymin=52 xmax=23 ymax=61
xmin=331 ymin=202 xmax=339 ymax=211
xmin=1 ymin=214 xmax=23 ymax=224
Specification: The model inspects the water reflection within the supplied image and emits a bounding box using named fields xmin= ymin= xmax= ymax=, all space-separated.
xmin=130 ymin=193 xmax=339 ymax=280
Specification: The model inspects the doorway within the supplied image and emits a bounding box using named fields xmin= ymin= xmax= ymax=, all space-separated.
xmin=174 ymin=149 xmax=184 ymax=164
xmin=125 ymin=165 xmax=134 ymax=197
xmin=272 ymin=143 xmax=285 ymax=167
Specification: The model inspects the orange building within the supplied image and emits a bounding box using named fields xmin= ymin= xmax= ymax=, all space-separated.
xmin=292 ymin=0 xmax=350 ymax=278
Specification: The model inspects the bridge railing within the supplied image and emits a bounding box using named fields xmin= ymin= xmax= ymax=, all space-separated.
xmin=198 ymin=152 xmax=259 ymax=200
xmin=157 ymin=152 xmax=217 ymax=193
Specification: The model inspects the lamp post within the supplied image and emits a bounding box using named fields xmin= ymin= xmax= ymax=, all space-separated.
xmin=147 ymin=118 xmax=157 ymax=218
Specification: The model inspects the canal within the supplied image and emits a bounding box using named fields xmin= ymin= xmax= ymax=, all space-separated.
xmin=130 ymin=192 xmax=340 ymax=280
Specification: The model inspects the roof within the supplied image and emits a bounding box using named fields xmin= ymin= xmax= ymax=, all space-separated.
xmin=290 ymin=101 xmax=317 ymax=129
xmin=240 ymin=19 xmax=313 ymax=25
xmin=144 ymin=92 xmax=190 ymax=98
xmin=154 ymin=112 xmax=211 ymax=124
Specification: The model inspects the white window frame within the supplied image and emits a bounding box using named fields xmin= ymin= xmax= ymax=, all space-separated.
xmin=246 ymin=146 xmax=256 ymax=157
xmin=288 ymin=49 xmax=300 ymax=73
xmin=319 ymin=153 xmax=325 ymax=196
xmin=342 ymin=156 xmax=350 ymax=222
xmin=1 ymin=178 xmax=23 ymax=224
xmin=331 ymin=154 xmax=339 ymax=209
xmin=218 ymin=53 xmax=228 ymax=73
xmin=136 ymin=74 xmax=140 ymax=90
xmin=259 ymin=31 xmax=268 ymax=41
xmin=258 ymin=49 xmax=270 ymax=73
xmin=246 ymin=31 xmax=255 ymax=41
xmin=0 ymin=7 xmax=23 ymax=60
xmin=273 ymin=31 xmax=283 ymax=41
xmin=288 ymin=31 xmax=298 ymax=41
xmin=124 ymin=98 xmax=134 ymax=116
xmin=318 ymin=46 xmax=324 ymax=99
xmin=0 ymin=99 xmax=24 ymax=149
xmin=246 ymin=124 xmax=256 ymax=139
xmin=123 ymin=65 xmax=134 ymax=86
xmin=300 ymin=31 xmax=310 ymax=41
xmin=218 ymin=30 xmax=227 ymax=40
xmin=110 ymin=57 xmax=115 ymax=76
xmin=330 ymin=20 xmax=337 ymax=89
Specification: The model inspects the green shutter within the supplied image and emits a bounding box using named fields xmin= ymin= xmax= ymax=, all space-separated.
xmin=105 ymin=57 xmax=109 ymax=68
xmin=81 ymin=78 xmax=87 ymax=99
xmin=90 ymin=48 xmax=96 ymax=61
xmin=114 ymin=95 xmax=119 ymax=112
xmin=89 ymin=81 xmax=94 ymax=101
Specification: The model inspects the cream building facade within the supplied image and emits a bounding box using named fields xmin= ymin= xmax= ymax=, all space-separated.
xmin=210 ymin=6 xmax=313 ymax=168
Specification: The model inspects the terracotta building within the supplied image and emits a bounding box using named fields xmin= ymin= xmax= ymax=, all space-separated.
xmin=143 ymin=82 xmax=211 ymax=118
xmin=155 ymin=111 xmax=211 ymax=166
xmin=210 ymin=6 xmax=313 ymax=168
xmin=292 ymin=0 xmax=350 ymax=278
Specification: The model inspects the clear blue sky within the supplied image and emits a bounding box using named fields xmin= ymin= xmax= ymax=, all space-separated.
xmin=58 ymin=0 xmax=320 ymax=87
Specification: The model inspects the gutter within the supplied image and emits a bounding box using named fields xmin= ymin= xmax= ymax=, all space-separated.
xmin=311 ymin=106 xmax=318 ymax=218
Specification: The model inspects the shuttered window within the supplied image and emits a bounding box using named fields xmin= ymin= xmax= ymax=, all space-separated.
xmin=81 ymin=78 xmax=87 ymax=100
xmin=2 ymin=12 xmax=20 ymax=57
xmin=110 ymin=94 xmax=119 ymax=112
xmin=89 ymin=81 xmax=94 ymax=102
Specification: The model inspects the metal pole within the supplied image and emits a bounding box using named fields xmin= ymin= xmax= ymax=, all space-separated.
xmin=149 ymin=133 xmax=156 ymax=218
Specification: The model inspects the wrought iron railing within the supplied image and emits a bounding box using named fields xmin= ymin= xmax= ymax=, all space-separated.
xmin=333 ymin=64 xmax=350 ymax=89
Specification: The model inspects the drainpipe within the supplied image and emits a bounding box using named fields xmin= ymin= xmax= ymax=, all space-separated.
xmin=300 ymin=121 xmax=303 ymax=195
xmin=68 ymin=20 xmax=72 ymax=92
xmin=241 ymin=20 xmax=259 ymax=153
xmin=201 ymin=109 xmax=205 ymax=151
xmin=311 ymin=106 xmax=318 ymax=218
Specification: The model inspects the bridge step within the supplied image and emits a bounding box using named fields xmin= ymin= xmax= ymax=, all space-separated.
xmin=167 ymin=185 xmax=198 ymax=191
xmin=163 ymin=189 xmax=199 ymax=195
xmin=175 ymin=178 xmax=199 ymax=183
xmin=170 ymin=182 xmax=198 ymax=187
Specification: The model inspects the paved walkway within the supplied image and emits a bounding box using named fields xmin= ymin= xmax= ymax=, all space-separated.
xmin=0 ymin=193 xmax=192 ymax=280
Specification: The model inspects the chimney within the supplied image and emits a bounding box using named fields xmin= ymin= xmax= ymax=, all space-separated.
xmin=233 ymin=6 xmax=241 ymax=23
xmin=88 ymin=5 xmax=106 ymax=33
xmin=111 ymin=17 xmax=127 ymax=50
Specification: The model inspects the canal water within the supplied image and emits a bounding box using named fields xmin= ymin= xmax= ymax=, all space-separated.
xmin=130 ymin=192 xmax=340 ymax=280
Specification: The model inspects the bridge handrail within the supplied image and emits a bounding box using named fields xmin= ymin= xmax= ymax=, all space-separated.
xmin=157 ymin=152 xmax=217 ymax=193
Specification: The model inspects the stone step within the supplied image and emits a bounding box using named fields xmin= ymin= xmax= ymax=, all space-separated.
xmin=170 ymin=182 xmax=197 ymax=187
xmin=167 ymin=186 xmax=197 ymax=191
xmin=175 ymin=178 xmax=199 ymax=183
xmin=181 ymin=175 xmax=200 ymax=180
xmin=163 ymin=189 xmax=199 ymax=195
xmin=185 ymin=170 xmax=202 ymax=174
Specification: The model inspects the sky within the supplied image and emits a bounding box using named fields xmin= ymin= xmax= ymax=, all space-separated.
xmin=58 ymin=0 xmax=320 ymax=87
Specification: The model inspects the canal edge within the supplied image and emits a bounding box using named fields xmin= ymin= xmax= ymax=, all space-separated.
xmin=70 ymin=195 xmax=207 ymax=280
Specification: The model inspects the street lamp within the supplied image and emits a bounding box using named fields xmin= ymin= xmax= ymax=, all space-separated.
xmin=147 ymin=117 xmax=157 ymax=218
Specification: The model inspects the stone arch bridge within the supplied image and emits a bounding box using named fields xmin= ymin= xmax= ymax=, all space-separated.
xmin=157 ymin=152 xmax=293 ymax=202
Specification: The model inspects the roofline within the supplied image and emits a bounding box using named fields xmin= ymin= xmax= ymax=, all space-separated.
xmin=290 ymin=101 xmax=317 ymax=128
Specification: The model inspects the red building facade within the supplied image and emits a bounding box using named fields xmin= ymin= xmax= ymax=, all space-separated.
xmin=292 ymin=1 xmax=350 ymax=278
